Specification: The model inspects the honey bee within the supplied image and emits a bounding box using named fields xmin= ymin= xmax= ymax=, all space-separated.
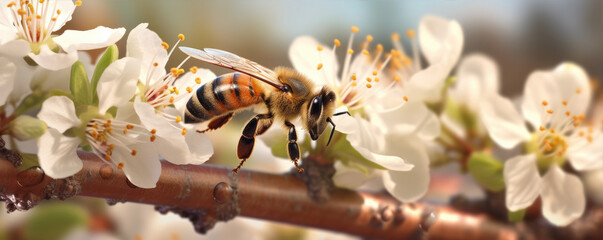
xmin=180 ymin=47 xmax=348 ymax=173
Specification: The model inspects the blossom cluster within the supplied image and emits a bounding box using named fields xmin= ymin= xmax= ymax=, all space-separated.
xmin=0 ymin=0 xmax=601 ymax=228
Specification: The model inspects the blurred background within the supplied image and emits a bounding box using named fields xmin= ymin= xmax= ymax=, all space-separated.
xmin=2 ymin=0 xmax=603 ymax=239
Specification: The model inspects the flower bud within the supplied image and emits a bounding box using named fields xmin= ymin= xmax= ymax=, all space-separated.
xmin=10 ymin=115 xmax=47 ymax=141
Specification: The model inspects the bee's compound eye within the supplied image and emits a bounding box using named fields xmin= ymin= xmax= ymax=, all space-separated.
xmin=282 ymin=84 xmax=291 ymax=92
xmin=310 ymin=97 xmax=322 ymax=116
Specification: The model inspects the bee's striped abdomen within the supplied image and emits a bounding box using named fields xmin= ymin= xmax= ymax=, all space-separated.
xmin=185 ymin=73 xmax=265 ymax=123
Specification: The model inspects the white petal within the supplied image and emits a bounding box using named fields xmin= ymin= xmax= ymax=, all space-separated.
xmin=418 ymin=15 xmax=464 ymax=66
xmin=28 ymin=45 xmax=78 ymax=70
xmin=550 ymin=62 xmax=592 ymax=117
xmin=405 ymin=60 xmax=451 ymax=102
xmin=567 ymin=131 xmax=603 ymax=171
xmin=173 ymin=69 xmax=216 ymax=112
xmin=30 ymin=66 xmax=71 ymax=93
xmin=7 ymin=57 xmax=33 ymax=104
xmin=0 ymin=24 xmax=18 ymax=45
xmin=503 ymin=154 xmax=542 ymax=211
xmin=54 ymin=26 xmax=126 ymax=52
xmin=49 ymin=0 xmax=76 ymax=32
xmin=37 ymin=96 xmax=81 ymax=133
xmin=126 ymin=23 xmax=167 ymax=82
xmin=0 ymin=39 xmax=30 ymax=57
xmin=115 ymin=144 xmax=161 ymax=189
xmin=331 ymin=106 xmax=355 ymax=134
xmin=417 ymin=108 xmax=441 ymax=141
xmin=37 ymin=128 xmax=82 ymax=179
xmin=154 ymin=137 xmax=192 ymax=165
xmin=0 ymin=57 xmax=16 ymax=106
xmin=370 ymin=101 xmax=438 ymax=137
xmin=541 ymin=165 xmax=585 ymax=226
xmin=451 ymin=53 xmax=499 ymax=111
xmin=480 ymin=94 xmax=530 ymax=149
xmin=289 ymin=36 xmax=338 ymax=87
xmin=521 ymin=70 xmax=560 ymax=129
xmin=333 ymin=161 xmax=380 ymax=189
xmin=184 ymin=131 xmax=214 ymax=164
xmin=97 ymin=57 xmax=141 ymax=114
xmin=133 ymin=102 xmax=181 ymax=139
xmin=382 ymin=135 xmax=430 ymax=202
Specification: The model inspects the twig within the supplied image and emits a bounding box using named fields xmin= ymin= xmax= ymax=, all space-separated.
xmin=2 ymin=152 xmax=518 ymax=239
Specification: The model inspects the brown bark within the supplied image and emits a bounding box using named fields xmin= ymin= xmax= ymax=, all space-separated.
xmin=0 ymin=152 xmax=524 ymax=240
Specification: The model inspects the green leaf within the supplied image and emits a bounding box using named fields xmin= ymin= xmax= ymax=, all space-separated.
xmin=24 ymin=203 xmax=90 ymax=240
xmin=467 ymin=152 xmax=505 ymax=192
xmin=91 ymin=45 xmax=118 ymax=104
xmin=69 ymin=61 xmax=93 ymax=106
xmin=13 ymin=90 xmax=47 ymax=115
xmin=17 ymin=153 xmax=40 ymax=171
xmin=508 ymin=209 xmax=526 ymax=222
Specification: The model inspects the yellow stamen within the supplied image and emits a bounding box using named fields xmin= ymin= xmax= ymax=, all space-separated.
xmin=550 ymin=129 xmax=555 ymax=134
xmin=362 ymin=50 xmax=369 ymax=55
xmin=105 ymin=155 xmax=112 ymax=161
xmin=587 ymin=136 xmax=593 ymax=142
xmin=351 ymin=26 xmax=359 ymax=33
xmin=334 ymin=39 xmax=341 ymax=47
xmin=126 ymin=124 xmax=134 ymax=129
xmin=562 ymin=100 xmax=568 ymax=106
xmin=403 ymin=96 xmax=408 ymax=102
xmin=6 ymin=2 xmax=16 ymax=7
xmin=576 ymin=89 xmax=582 ymax=94
xmin=372 ymin=71 xmax=377 ymax=76
xmin=376 ymin=44 xmax=383 ymax=52
xmin=75 ymin=0 xmax=82 ymax=6
xmin=539 ymin=126 xmax=546 ymax=131
xmin=178 ymin=34 xmax=185 ymax=41
xmin=56 ymin=9 xmax=61 ymax=14
xmin=547 ymin=109 xmax=554 ymax=114
xmin=169 ymin=96 xmax=175 ymax=103
xmin=109 ymin=144 xmax=115 ymax=150
xmin=153 ymin=62 xmax=159 ymax=67
xmin=150 ymin=129 xmax=157 ymax=134
xmin=542 ymin=100 xmax=548 ymax=106
xmin=565 ymin=111 xmax=570 ymax=116
xmin=131 ymin=150 xmax=137 ymax=156
xmin=181 ymin=128 xmax=187 ymax=135
xmin=195 ymin=77 xmax=201 ymax=84
xmin=347 ymin=49 xmax=354 ymax=54
xmin=317 ymin=45 xmax=323 ymax=51
xmin=406 ymin=29 xmax=416 ymax=38
xmin=374 ymin=77 xmax=379 ymax=82
xmin=366 ymin=35 xmax=373 ymax=42
xmin=352 ymin=82 xmax=357 ymax=86
xmin=351 ymin=74 xmax=357 ymax=80
xmin=150 ymin=135 xmax=156 ymax=142
xmin=190 ymin=66 xmax=197 ymax=73
xmin=366 ymin=77 xmax=372 ymax=82
xmin=186 ymin=86 xmax=193 ymax=93
xmin=366 ymin=83 xmax=372 ymax=88
xmin=317 ymin=63 xmax=323 ymax=70
xmin=391 ymin=33 xmax=400 ymax=41
xmin=161 ymin=42 xmax=169 ymax=50
xmin=117 ymin=162 xmax=124 ymax=169
xmin=176 ymin=116 xmax=182 ymax=123
xmin=579 ymin=131 xmax=584 ymax=137
xmin=394 ymin=76 xmax=400 ymax=82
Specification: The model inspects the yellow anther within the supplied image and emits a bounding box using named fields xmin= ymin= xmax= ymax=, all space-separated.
xmin=576 ymin=89 xmax=582 ymax=94
xmin=126 ymin=124 xmax=134 ymax=129
xmin=117 ymin=162 xmax=124 ymax=169
xmin=177 ymin=69 xmax=185 ymax=74
xmin=51 ymin=17 xmax=56 ymax=21
xmin=352 ymin=82 xmax=357 ymax=86
xmin=366 ymin=35 xmax=373 ymax=42
xmin=105 ymin=155 xmax=112 ymax=161
xmin=176 ymin=115 xmax=182 ymax=123
xmin=550 ymin=129 xmax=555 ymax=134
xmin=17 ymin=8 xmax=26 ymax=15
xmin=190 ymin=66 xmax=198 ymax=73
xmin=105 ymin=149 xmax=112 ymax=156
xmin=150 ymin=135 xmax=156 ymax=142
xmin=123 ymin=129 xmax=127 ymax=134
xmin=56 ymin=9 xmax=61 ymax=14
xmin=403 ymin=96 xmax=409 ymax=102
xmin=362 ymin=50 xmax=369 ymax=55
xmin=545 ymin=143 xmax=552 ymax=152
xmin=195 ymin=77 xmax=201 ymax=84
xmin=161 ymin=42 xmax=169 ymax=50
xmin=35 ymin=14 xmax=40 ymax=19
xmin=372 ymin=71 xmax=377 ymax=76
xmin=547 ymin=109 xmax=554 ymax=114
xmin=170 ymin=68 xmax=177 ymax=74
xmin=351 ymin=26 xmax=359 ymax=33
xmin=351 ymin=74 xmax=357 ymax=80
xmin=376 ymin=44 xmax=383 ymax=52
xmin=366 ymin=83 xmax=372 ymax=88
xmin=539 ymin=126 xmax=546 ymax=131
xmin=7 ymin=2 xmax=16 ymax=7
xmin=27 ymin=3 xmax=33 ymax=13
xmin=347 ymin=49 xmax=354 ymax=54
xmin=153 ymin=62 xmax=159 ymax=67
xmin=181 ymin=128 xmax=187 ymax=135
xmin=394 ymin=76 xmax=401 ymax=82
xmin=178 ymin=34 xmax=185 ymax=41
xmin=317 ymin=45 xmax=323 ymax=51
xmin=131 ymin=150 xmax=137 ymax=156
xmin=75 ymin=0 xmax=82 ymax=6
xmin=565 ymin=111 xmax=570 ymax=116
xmin=334 ymin=39 xmax=341 ymax=47
xmin=366 ymin=77 xmax=372 ymax=82
xmin=562 ymin=100 xmax=568 ymax=106
xmin=374 ymin=77 xmax=379 ymax=82
xmin=174 ymin=87 xmax=179 ymax=95
xmin=186 ymin=86 xmax=193 ymax=93
xmin=391 ymin=33 xmax=400 ymax=41
xmin=579 ymin=131 xmax=584 ymax=137
xmin=150 ymin=129 xmax=157 ymax=134
xmin=573 ymin=122 xmax=580 ymax=127
xmin=317 ymin=63 xmax=323 ymax=70
xmin=542 ymin=100 xmax=548 ymax=106
xmin=406 ymin=29 xmax=416 ymax=38
xmin=587 ymin=136 xmax=593 ymax=142
xmin=169 ymin=96 xmax=175 ymax=103
xmin=25 ymin=16 xmax=31 ymax=21
xmin=579 ymin=114 xmax=585 ymax=120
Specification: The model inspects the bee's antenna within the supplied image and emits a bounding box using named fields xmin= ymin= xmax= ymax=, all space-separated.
xmin=326 ymin=117 xmax=335 ymax=146
xmin=334 ymin=111 xmax=351 ymax=116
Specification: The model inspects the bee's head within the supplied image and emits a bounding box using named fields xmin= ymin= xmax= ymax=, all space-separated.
xmin=303 ymin=87 xmax=336 ymax=141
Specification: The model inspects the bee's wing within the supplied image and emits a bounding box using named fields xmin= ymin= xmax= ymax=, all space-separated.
xmin=180 ymin=47 xmax=285 ymax=90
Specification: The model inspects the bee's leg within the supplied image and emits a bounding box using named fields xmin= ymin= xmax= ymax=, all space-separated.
xmin=234 ymin=113 xmax=273 ymax=173
xmin=197 ymin=112 xmax=234 ymax=133
xmin=285 ymin=121 xmax=304 ymax=173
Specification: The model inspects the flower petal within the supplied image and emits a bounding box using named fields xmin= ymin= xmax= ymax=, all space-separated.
xmin=333 ymin=161 xmax=380 ymax=189
xmin=54 ymin=26 xmax=126 ymax=52
xmin=370 ymin=101 xmax=439 ymax=139
xmin=0 ymin=57 xmax=16 ymax=106
xmin=405 ymin=59 xmax=451 ymax=102
xmin=172 ymin=68 xmax=216 ymax=113
xmin=289 ymin=36 xmax=338 ymax=87
xmin=115 ymin=143 xmax=160 ymax=189
xmin=503 ymin=154 xmax=542 ymax=211
xmin=0 ymin=39 xmax=29 ymax=57
xmin=184 ymin=129 xmax=214 ymax=164
xmin=541 ymin=165 xmax=585 ymax=226
xmin=49 ymin=0 xmax=76 ymax=32
xmin=37 ymin=128 xmax=82 ymax=179
xmin=451 ymin=53 xmax=499 ymax=111
xmin=480 ymin=94 xmax=530 ymax=149
xmin=97 ymin=57 xmax=141 ymax=114
xmin=550 ymin=62 xmax=591 ymax=117
xmin=331 ymin=106 xmax=355 ymax=134
xmin=567 ymin=129 xmax=603 ymax=171
xmin=127 ymin=23 xmax=167 ymax=83
xmin=134 ymin=102 xmax=181 ymax=139
xmin=382 ymin=135 xmax=430 ymax=202
xmin=418 ymin=15 xmax=464 ymax=66
xmin=521 ymin=70 xmax=560 ymax=129
xmin=37 ymin=96 xmax=81 ymax=133
xmin=28 ymin=45 xmax=78 ymax=70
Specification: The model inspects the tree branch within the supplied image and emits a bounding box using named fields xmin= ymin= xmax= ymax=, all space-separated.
xmin=0 ymin=152 xmax=521 ymax=239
